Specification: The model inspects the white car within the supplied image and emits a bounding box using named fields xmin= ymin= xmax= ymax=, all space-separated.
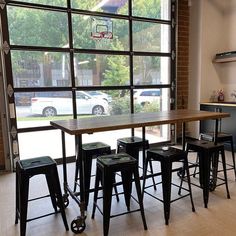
xmin=134 ymin=89 xmax=161 ymax=106
xmin=31 ymin=91 xmax=109 ymax=117
xmin=86 ymin=91 xmax=112 ymax=103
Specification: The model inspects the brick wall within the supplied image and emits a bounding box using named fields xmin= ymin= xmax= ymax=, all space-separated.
xmin=176 ymin=0 xmax=190 ymax=138
xmin=177 ymin=0 xmax=189 ymax=109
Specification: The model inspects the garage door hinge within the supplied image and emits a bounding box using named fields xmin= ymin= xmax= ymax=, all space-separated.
xmin=2 ymin=41 xmax=10 ymax=54
xmin=0 ymin=0 xmax=6 ymax=10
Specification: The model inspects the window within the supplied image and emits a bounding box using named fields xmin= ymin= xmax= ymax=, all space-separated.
xmin=1 ymin=0 xmax=176 ymax=161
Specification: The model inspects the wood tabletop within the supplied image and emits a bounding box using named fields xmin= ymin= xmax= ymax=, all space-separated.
xmin=50 ymin=109 xmax=230 ymax=135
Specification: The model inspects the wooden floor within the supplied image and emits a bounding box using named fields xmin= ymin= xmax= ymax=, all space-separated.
xmin=1 ymin=150 xmax=236 ymax=236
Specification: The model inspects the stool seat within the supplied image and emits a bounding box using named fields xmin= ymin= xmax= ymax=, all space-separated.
xmin=82 ymin=142 xmax=111 ymax=154
xmin=92 ymin=153 xmax=147 ymax=236
xmin=187 ymin=140 xmax=225 ymax=152
xmin=117 ymin=136 xmax=149 ymax=149
xmin=186 ymin=140 xmax=230 ymax=208
xmin=201 ymin=132 xmax=232 ymax=142
xmin=143 ymin=147 xmax=195 ymax=225
xmin=97 ymin=153 xmax=137 ymax=167
xmin=19 ymin=156 xmax=55 ymax=171
xmin=148 ymin=147 xmax=188 ymax=162
xmin=15 ymin=156 xmax=69 ymax=236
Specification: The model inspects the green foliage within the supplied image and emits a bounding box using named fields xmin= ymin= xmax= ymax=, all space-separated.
xmin=109 ymin=96 xmax=142 ymax=115
xmin=132 ymin=0 xmax=161 ymax=19
xmin=141 ymin=101 xmax=160 ymax=113
xmin=103 ymin=39 xmax=129 ymax=87
xmin=8 ymin=6 xmax=68 ymax=47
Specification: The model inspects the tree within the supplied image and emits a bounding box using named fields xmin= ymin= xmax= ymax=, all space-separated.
xmin=103 ymin=39 xmax=129 ymax=88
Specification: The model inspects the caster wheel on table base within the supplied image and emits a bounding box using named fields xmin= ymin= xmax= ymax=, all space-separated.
xmin=71 ymin=216 xmax=86 ymax=234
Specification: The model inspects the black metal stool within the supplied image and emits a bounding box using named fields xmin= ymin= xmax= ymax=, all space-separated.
xmin=142 ymin=147 xmax=195 ymax=225
xmin=199 ymin=107 xmax=236 ymax=179
xmin=198 ymin=132 xmax=236 ymax=179
xmin=91 ymin=153 xmax=147 ymax=236
xmin=74 ymin=142 xmax=119 ymax=209
xmin=117 ymin=136 xmax=156 ymax=189
xmin=15 ymin=156 xmax=69 ymax=236
xmin=186 ymin=140 xmax=230 ymax=208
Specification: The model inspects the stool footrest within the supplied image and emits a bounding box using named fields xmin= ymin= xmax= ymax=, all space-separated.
xmin=26 ymin=211 xmax=61 ymax=222
xmin=28 ymin=194 xmax=51 ymax=202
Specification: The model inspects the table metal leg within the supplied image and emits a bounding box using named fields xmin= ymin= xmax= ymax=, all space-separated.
xmin=142 ymin=127 xmax=146 ymax=169
xmin=177 ymin=122 xmax=186 ymax=178
xmin=61 ymin=131 xmax=69 ymax=207
xmin=70 ymin=134 xmax=86 ymax=234
xmin=61 ymin=131 xmax=86 ymax=233
xmin=210 ymin=118 xmax=219 ymax=191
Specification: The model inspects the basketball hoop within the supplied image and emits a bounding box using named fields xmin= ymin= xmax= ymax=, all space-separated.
xmin=91 ymin=31 xmax=113 ymax=40
xmin=91 ymin=17 xmax=113 ymax=42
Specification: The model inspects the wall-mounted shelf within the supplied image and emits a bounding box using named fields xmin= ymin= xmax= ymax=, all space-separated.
xmin=213 ymin=51 xmax=236 ymax=63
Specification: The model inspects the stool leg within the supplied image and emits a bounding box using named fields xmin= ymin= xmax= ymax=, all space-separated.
xmin=142 ymin=158 xmax=149 ymax=199
xmin=148 ymin=160 xmax=157 ymax=190
xmin=161 ymin=161 xmax=172 ymax=225
xmin=52 ymin=167 xmax=69 ymax=231
xmin=91 ymin=167 xmax=101 ymax=219
xmin=112 ymin=174 xmax=120 ymax=202
xmin=19 ymin=175 xmax=29 ymax=236
xmin=103 ymin=169 xmax=113 ymax=236
xmin=121 ymin=169 xmax=133 ymax=211
xmin=84 ymin=154 xmax=93 ymax=210
xmin=179 ymin=146 xmax=190 ymax=194
xmin=184 ymin=158 xmax=195 ymax=212
xmin=117 ymin=144 xmax=121 ymax=154
xmin=193 ymin=155 xmax=199 ymax=178
xmin=46 ymin=173 xmax=58 ymax=212
xmin=221 ymin=149 xmax=231 ymax=199
xmin=133 ymin=166 xmax=147 ymax=230
xmin=230 ymin=137 xmax=236 ymax=180
xmin=178 ymin=160 xmax=185 ymax=195
xmin=211 ymin=151 xmax=219 ymax=190
xmin=199 ymin=151 xmax=210 ymax=208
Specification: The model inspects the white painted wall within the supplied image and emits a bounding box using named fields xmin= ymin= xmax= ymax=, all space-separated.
xmin=220 ymin=1 xmax=236 ymax=100
xmin=188 ymin=0 xmax=236 ymax=137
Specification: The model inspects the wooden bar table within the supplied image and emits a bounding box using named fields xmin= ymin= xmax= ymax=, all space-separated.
xmin=50 ymin=109 xmax=229 ymax=233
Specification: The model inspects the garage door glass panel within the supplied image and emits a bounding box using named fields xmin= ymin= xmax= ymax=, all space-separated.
xmin=133 ymin=56 xmax=170 ymax=85
xmin=132 ymin=0 xmax=171 ymax=20
xmin=72 ymin=0 xmax=128 ymax=15
xmin=11 ymin=0 xmax=67 ymax=7
xmin=133 ymin=21 xmax=170 ymax=53
xmin=15 ymin=91 xmax=73 ymax=128
xmin=74 ymin=53 xmax=130 ymax=86
xmin=7 ymin=6 xmax=68 ymax=47
xmin=18 ymin=130 xmax=75 ymax=160
xmin=134 ymin=88 xmax=170 ymax=112
xmin=76 ymin=90 xmax=130 ymax=116
xmin=72 ymin=14 xmax=129 ymax=51
xmin=11 ymin=51 xmax=71 ymax=88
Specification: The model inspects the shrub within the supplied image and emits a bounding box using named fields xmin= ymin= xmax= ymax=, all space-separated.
xmin=109 ymin=96 xmax=142 ymax=115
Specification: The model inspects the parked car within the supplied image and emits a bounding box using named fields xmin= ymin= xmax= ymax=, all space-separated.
xmin=86 ymin=91 xmax=112 ymax=103
xmin=134 ymin=89 xmax=161 ymax=106
xmin=31 ymin=91 xmax=109 ymax=116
